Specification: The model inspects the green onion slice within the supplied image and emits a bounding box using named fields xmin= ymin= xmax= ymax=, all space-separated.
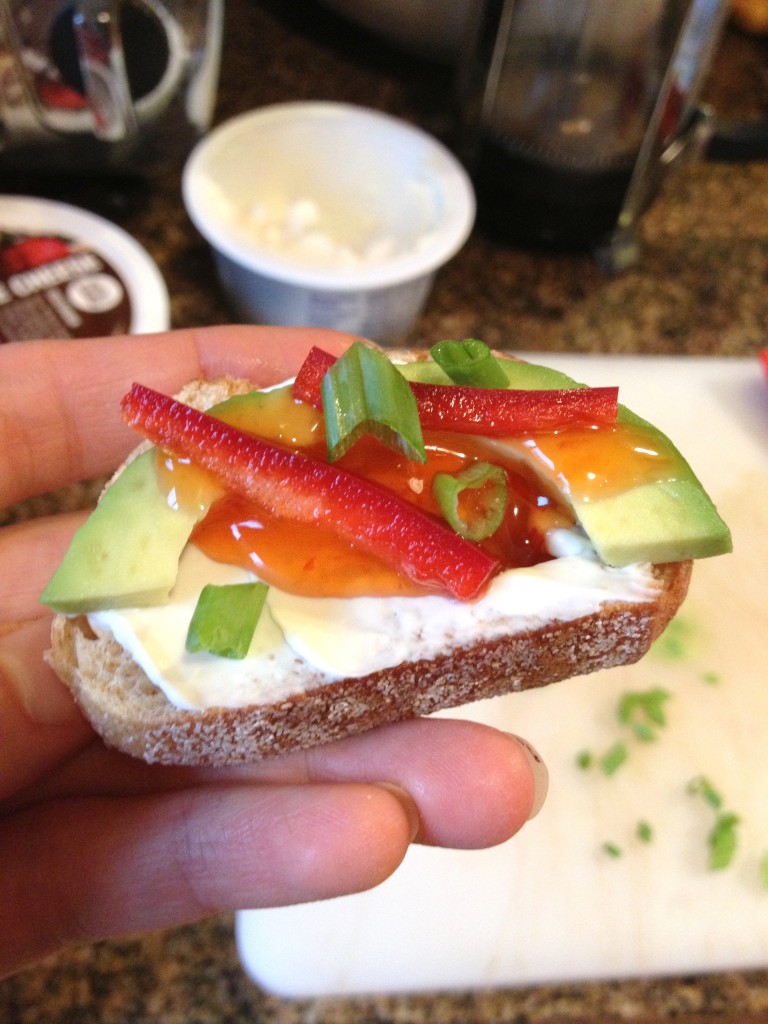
xmin=708 ymin=812 xmax=740 ymax=870
xmin=430 ymin=339 xmax=509 ymax=388
xmin=433 ymin=462 xmax=507 ymax=541
xmin=600 ymin=741 xmax=628 ymax=776
xmin=618 ymin=687 xmax=671 ymax=741
xmin=321 ymin=342 xmax=426 ymax=463
xmin=636 ymin=820 xmax=654 ymax=843
xmin=186 ymin=581 xmax=269 ymax=660
xmin=759 ymin=851 xmax=768 ymax=890
xmin=687 ymin=774 xmax=723 ymax=810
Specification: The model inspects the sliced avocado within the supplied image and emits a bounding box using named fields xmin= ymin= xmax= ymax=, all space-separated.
xmin=212 ymin=383 xmax=322 ymax=447
xmin=401 ymin=353 xmax=574 ymax=390
xmin=41 ymin=449 xmax=204 ymax=614
xmin=573 ymin=405 xmax=732 ymax=564
xmin=574 ymin=477 xmax=731 ymax=564
xmin=40 ymin=386 xmax=307 ymax=615
xmin=399 ymin=356 xmax=732 ymax=566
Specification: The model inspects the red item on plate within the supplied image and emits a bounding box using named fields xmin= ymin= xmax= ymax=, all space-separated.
xmin=293 ymin=345 xmax=619 ymax=436
xmin=121 ymin=382 xmax=501 ymax=602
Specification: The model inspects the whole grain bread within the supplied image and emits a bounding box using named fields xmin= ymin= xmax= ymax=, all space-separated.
xmin=45 ymin=367 xmax=692 ymax=766
xmin=49 ymin=560 xmax=689 ymax=765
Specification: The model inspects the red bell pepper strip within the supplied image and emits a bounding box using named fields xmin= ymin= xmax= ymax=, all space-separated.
xmin=293 ymin=346 xmax=619 ymax=436
xmin=760 ymin=349 xmax=768 ymax=383
xmin=121 ymin=383 xmax=500 ymax=602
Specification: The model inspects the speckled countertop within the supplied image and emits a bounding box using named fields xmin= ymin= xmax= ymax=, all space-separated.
xmin=1 ymin=2 xmax=768 ymax=1021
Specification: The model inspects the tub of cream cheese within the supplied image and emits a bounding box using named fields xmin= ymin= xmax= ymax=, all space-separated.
xmin=182 ymin=102 xmax=475 ymax=342
xmin=0 ymin=195 xmax=169 ymax=343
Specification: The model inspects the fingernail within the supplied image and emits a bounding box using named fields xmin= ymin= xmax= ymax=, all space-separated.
xmin=375 ymin=781 xmax=421 ymax=842
xmin=510 ymin=735 xmax=549 ymax=821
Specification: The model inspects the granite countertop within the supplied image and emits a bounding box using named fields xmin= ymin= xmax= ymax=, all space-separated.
xmin=2 ymin=2 xmax=767 ymax=1021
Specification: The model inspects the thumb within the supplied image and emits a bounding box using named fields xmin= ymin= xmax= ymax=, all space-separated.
xmin=0 ymin=618 xmax=92 ymax=801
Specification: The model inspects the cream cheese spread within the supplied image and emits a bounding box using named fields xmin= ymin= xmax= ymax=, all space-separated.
xmin=88 ymin=535 xmax=660 ymax=712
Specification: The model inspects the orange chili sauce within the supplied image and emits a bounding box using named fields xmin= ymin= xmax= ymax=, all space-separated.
xmin=156 ymin=387 xmax=675 ymax=599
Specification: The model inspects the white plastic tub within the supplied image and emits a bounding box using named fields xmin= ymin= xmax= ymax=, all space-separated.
xmin=182 ymin=101 xmax=475 ymax=342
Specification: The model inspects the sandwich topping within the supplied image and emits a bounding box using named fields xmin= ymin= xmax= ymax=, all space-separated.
xmin=42 ymin=341 xmax=732 ymax=711
xmin=87 ymin=543 xmax=658 ymax=710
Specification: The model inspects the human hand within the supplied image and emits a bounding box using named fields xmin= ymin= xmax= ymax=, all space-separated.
xmin=0 ymin=326 xmax=547 ymax=978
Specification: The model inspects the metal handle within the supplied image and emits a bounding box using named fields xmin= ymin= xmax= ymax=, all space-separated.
xmin=71 ymin=0 xmax=138 ymax=141
xmin=596 ymin=0 xmax=730 ymax=272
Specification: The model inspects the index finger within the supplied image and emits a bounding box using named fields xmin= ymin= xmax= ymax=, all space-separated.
xmin=0 ymin=325 xmax=351 ymax=508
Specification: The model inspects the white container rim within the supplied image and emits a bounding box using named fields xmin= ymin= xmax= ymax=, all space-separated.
xmin=182 ymin=101 xmax=476 ymax=292
xmin=0 ymin=194 xmax=170 ymax=334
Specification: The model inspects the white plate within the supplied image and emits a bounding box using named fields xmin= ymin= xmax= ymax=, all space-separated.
xmin=237 ymin=354 xmax=768 ymax=998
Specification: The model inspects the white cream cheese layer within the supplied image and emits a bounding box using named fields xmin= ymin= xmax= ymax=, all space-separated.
xmin=88 ymin=537 xmax=660 ymax=712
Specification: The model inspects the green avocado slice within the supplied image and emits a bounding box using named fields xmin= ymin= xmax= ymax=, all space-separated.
xmin=40 ymin=449 xmax=203 ymax=614
xmin=571 ymin=402 xmax=732 ymax=564
xmin=41 ymin=355 xmax=731 ymax=617
xmin=40 ymin=388 xmax=291 ymax=615
xmin=399 ymin=355 xmax=732 ymax=566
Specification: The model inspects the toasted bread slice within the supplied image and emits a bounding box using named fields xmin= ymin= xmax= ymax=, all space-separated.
xmin=46 ymin=370 xmax=692 ymax=766
xmin=49 ymin=559 xmax=689 ymax=766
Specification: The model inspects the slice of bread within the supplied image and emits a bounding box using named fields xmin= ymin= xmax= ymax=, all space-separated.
xmin=49 ymin=559 xmax=689 ymax=766
xmin=46 ymin=370 xmax=692 ymax=766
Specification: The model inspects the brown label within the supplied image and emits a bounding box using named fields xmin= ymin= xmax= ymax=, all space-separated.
xmin=0 ymin=232 xmax=133 ymax=342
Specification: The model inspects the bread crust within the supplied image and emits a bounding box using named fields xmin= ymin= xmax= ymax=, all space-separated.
xmin=45 ymin=365 xmax=693 ymax=766
xmin=48 ymin=560 xmax=690 ymax=765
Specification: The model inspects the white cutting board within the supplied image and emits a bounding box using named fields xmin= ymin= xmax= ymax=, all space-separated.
xmin=236 ymin=354 xmax=768 ymax=998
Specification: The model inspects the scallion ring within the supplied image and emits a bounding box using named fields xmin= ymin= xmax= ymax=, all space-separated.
xmin=433 ymin=462 xmax=507 ymax=541
xmin=321 ymin=342 xmax=426 ymax=463
xmin=186 ymin=581 xmax=269 ymax=660
xmin=430 ymin=339 xmax=509 ymax=388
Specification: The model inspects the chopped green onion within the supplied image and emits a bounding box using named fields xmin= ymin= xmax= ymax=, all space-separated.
xmin=708 ymin=812 xmax=740 ymax=870
xmin=759 ymin=851 xmax=768 ymax=890
xmin=687 ymin=776 xmax=740 ymax=871
xmin=186 ymin=582 xmax=269 ymax=659
xmin=636 ymin=820 xmax=654 ymax=843
xmin=652 ymin=616 xmax=691 ymax=660
xmin=701 ymin=670 xmax=721 ymax=686
xmin=433 ymin=462 xmax=507 ymax=541
xmin=321 ymin=342 xmax=426 ymax=463
xmin=576 ymin=750 xmax=593 ymax=770
xmin=618 ymin=687 xmax=671 ymax=741
xmin=600 ymin=741 xmax=628 ymax=776
xmin=687 ymin=775 xmax=723 ymax=811
xmin=430 ymin=339 xmax=509 ymax=388
xmin=603 ymin=841 xmax=623 ymax=858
